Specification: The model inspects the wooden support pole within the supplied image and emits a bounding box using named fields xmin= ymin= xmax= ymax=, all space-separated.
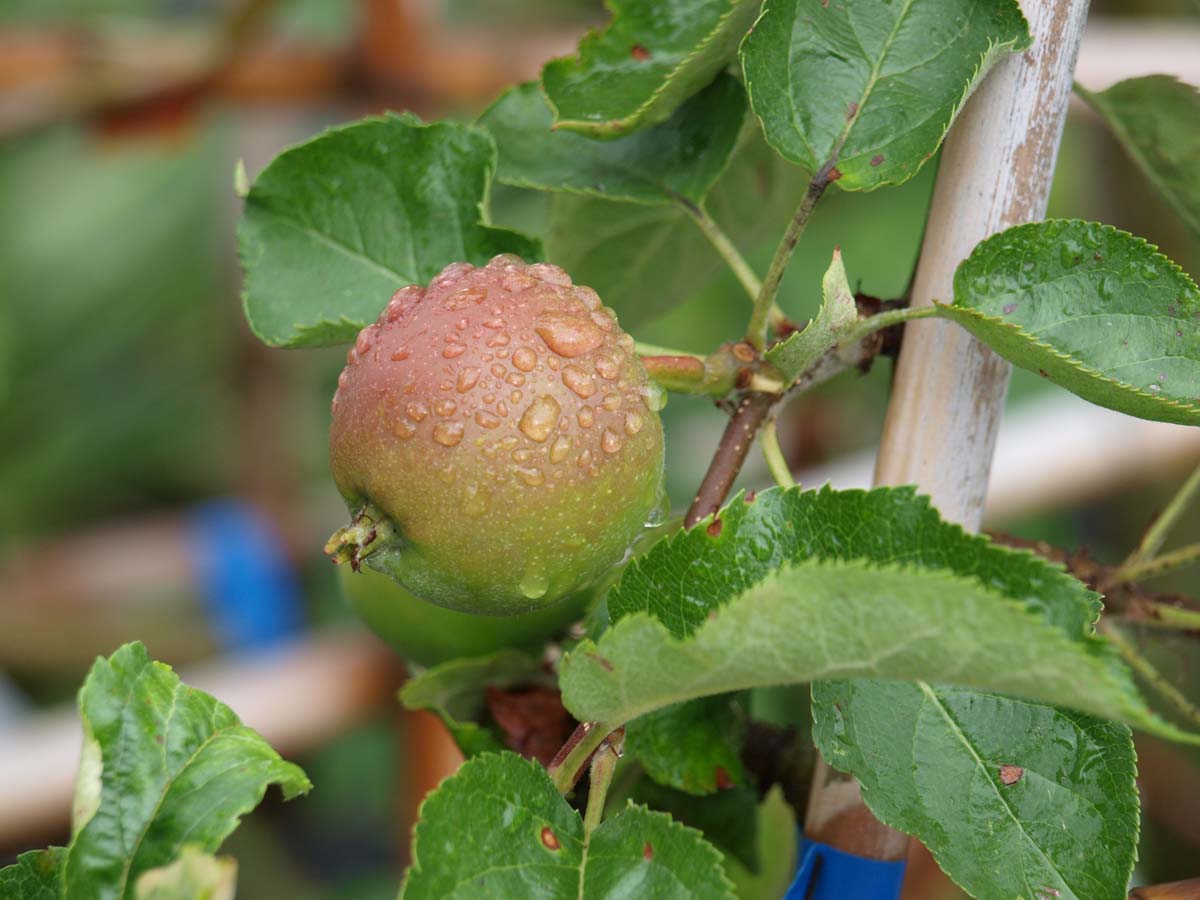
xmin=804 ymin=0 xmax=1092 ymax=865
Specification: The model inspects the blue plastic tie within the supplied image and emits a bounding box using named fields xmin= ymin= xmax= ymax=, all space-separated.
xmin=189 ymin=499 xmax=301 ymax=651
xmin=785 ymin=835 xmax=906 ymax=900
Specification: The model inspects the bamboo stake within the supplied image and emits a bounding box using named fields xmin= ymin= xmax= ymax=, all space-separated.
xmin=804 ymin=0 xmax=1092 ymax=865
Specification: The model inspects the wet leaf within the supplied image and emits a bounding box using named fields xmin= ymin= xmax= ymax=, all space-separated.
xmin=741 ymin=0 xmax=1029 ymax=190
xmin=542 ymin=0 xmax=760 ymax=139
xmin=239 ymin=114 xmax=540 ymax=347
xmin=813 ymin=681 xmax=1138 ymax=900
xmin=483 ymin=74 xmax=746 ymax=205
xmin=562 ymin=487 xmax=1193 ymax=745
xmin=562 ymin=556 xmax=1192 ymax=743
xmin=939 ymin=219 xmax=1200 ymax=425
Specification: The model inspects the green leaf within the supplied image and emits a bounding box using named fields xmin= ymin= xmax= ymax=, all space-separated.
xmin=238 ymin=113 xmax=541 ymax=348
xmin=561 ymin=556 xmax=1193 ymax=742
xmin=482 ymin=74 xmax=746 ymax=205
xmin=62 ymin=642 xmax=310 ymax=900
xmin=813 ymin=681 xmax=1138 ymax=900
xmin=0 ymin=848 xmax=66 ymax=900
xmin=723 ymin=787 xmax=797 ymax=900
xmin=542 ymin=0 xmax=760 ymax=139
xmin=630 ymin=780 xmax=761 ymax=873
xmin=548 ymin=123 xmax=807 ymax=327
xmin=1077 ymin=76 xmax=1200 ymax=238
xmin=135 ymin=847 xmax=237 ymax=900
xmin=399 ymin=651 xmax=547 ymax=758
xmin=938 ymin=219 xmax=1200 ymax=425
xmin=626 ymin=695 xmax=748 ymax=795
xmin=740 ymin=0 xmax=1030 ymax=191
xmin=764 ymin=248 xmax=859 ymax=381
xmin=400 ymin=752 xmax=734 ymax=899
xmin=608 ymin=486 xmax=1097 ymax=641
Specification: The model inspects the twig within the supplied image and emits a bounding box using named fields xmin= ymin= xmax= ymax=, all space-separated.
xmin=678 ymin=199 xmax=764 ymax=304
xmin=1100 ymin=621 xmax=1200 ymax=728
xmin=1118 ymin=462 xmax=1200 ymax=576
xmin=547 ymin=721 xmax=612 ymax=794
xmin=834 ymin=305 xmax=938 ymax=355
xmin=685 ymin=392 xmax=776 ymax=528
xmin=583 ymin=730 xmax=623 ymax=834
xmin=761 ymin=417 xmax=796 ymax=488
xmin=1113 ymin=542 xmax=1200 ymax=586
xmin=987 ymin=531 xmax=1200 ymax=633
xmin=746 ymin=168 xmax=832 ymax=350
xmin=1129 ymin=878 xmax=1200 ymax=899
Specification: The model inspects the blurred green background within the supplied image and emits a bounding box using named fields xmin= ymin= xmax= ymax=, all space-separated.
xmin=1 ymin=2 xmax=1198 ymax=898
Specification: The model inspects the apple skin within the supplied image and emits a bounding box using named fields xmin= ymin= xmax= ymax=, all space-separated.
xmin=328 ymin=255 xmax=665 ymax=616
xmin=338 ymin=564 xmax=591 ymax=667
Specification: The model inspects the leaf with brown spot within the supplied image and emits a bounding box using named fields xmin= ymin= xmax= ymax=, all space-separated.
xmin=401 ymin=753 xmax=734 ymax=898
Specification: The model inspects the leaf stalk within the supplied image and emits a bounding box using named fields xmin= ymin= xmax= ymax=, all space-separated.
xmin=746 ymin=170 xmax=831 ymax=350
xmin=548 ymin=721 xmax=613 ymax=795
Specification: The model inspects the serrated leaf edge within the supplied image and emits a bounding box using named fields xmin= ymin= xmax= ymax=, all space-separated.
xmin=400 ymin=753 xmax=736 ymax=899
xmin=943 ymin=219 xmax=1200 ymax=423
xmin=815 ymin=684 xmax=1140 ymax=900
xmin=481 ymin=83 xmax=735 ymax=209
xmin=577 ymin=549 xmax=1195 ymax=744
xmin=543 ymin=0 xmax=758 ymax=138
xmin=740 ymin=0 xmax=1031 ymax=192
xmin=609 ymin=484 xmax=1106 ymax=637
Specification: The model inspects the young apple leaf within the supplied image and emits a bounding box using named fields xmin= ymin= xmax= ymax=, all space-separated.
xmin=740 ymin=0 xmax=1030 ymax=191
xmin=542 ymin=0 xmax=760 ymax=139
xmin=399 ymin=651 xmax=547 ymax=758
xmin=0 ymin=848 xmax=65 ymax=900
xmin=626 ymin=695 xmax=748 ymax=795
xmin=62 ymin=642 xmax=310 ymax=900
xmin=238 ymin=114 xmax=541 ymax=348
xmin=135 ymin=847 xmax=237 ymax=900
xmin=482 ymin=74 xmax=746 ymax=206
xmin=400 ymin=752 xmax=734 ymax=899
xmin=764 ymin=248 xmax=859 ymax=381
xmin=560 ymin=557 xmax=1194 ymax=743
xmin=813 ymin=681 xmax=1138 ymax=900
xmin=938 ymin=219 xmax=1200 ymax=425
xmin=549 ymin=123 xmax=807 ymax=326
xmin=1077 ymin=76 xmax=1200 ymax=239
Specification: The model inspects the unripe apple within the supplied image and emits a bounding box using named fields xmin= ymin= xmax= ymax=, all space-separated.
xmin=338 ymin=565 xmax=590 ymax=667
xmin=326 ymin=255 xmax=665 ymax=615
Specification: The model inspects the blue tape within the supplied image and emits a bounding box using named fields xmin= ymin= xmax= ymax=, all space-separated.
xmin=188 ymin=500 xmax=301 ymax=651
xmin=785 ymin=836 xmax=906 ymax=900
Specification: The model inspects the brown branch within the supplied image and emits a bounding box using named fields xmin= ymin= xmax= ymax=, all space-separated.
xmin=1129 ymin=879 xmax=1200 ymax=899
xmin=684 ymin=392 xmax=777 ymax=528
xmin=987 ymin=532 xmax=1200 ymax=631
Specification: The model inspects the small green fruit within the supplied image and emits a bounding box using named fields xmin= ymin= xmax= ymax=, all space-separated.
xmin=327 ymin=255 xmax=665 ymax=615
xmin=338 ymin=565 xmax=588 ymax=667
